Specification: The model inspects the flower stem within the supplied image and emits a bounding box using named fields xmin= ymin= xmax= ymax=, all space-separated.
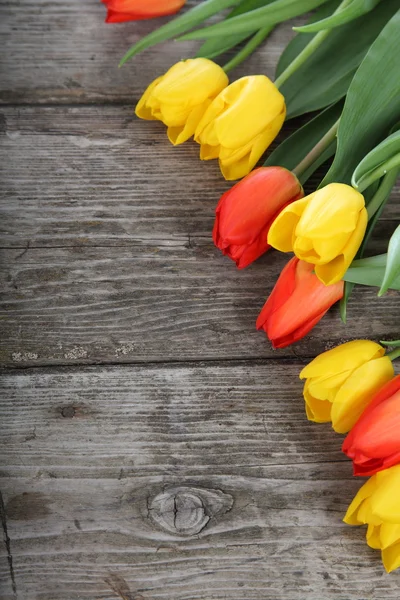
xmin=366 ymin=167 xmax=400 ymax=220
xmin=387 ymin=347 xmax=400 ymax=361
xmin=292 ymin=119 xmax=340 ymax=179
xmin=274 ymin=0 xmax=353 ymax=89
xmin=358 ymin=154 xmax=400 ymax=195
xmin=223 ymin=26 xmax=273 ymax=73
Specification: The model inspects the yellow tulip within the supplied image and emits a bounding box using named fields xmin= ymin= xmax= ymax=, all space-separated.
xmin=135 ymin=58 xmax=228 ymax=145
xmin=344 ymin=465 xmax=400 ymax=573
xmin=194 ymin=75 xmax=286 ymax=181
xmin=268 ymin=183 xmax=368 ymax=285
xmin=300 ymin=340 xmax=394 ymax=433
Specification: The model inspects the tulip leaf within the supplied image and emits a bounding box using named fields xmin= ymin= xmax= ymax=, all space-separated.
xmin=119 ymin=0 xmax=238 ymax=66
xmin=381 ymin=339 xmax=400 ymax=348
xmin=278 ymin=0 xmax=399 ymax=119
xmin=352 ymin=130 xmax=400 ymax=192
xmin=379 ymin=225 xmax=400 ymax=296
xmin=263 ymin=101 xmax=343 ymax=184
xmin=321 ymin=9 xmax=400 ymax=186
xmin=294 ymin=0 xmax=383 ymax=33
xmin=343 ymin=253 xmax=400 ymax=290
xmin=178 ymin=0 xmax=332 ymax=41
xmin=343 ymin=268 xmax=400 ymax=290
xmin=276 ymin=0 xmax=340 ymax=76
xmin=196 ymin=0 xmax=273 ymax=59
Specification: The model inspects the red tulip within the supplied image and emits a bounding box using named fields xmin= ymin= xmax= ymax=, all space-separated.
xmin=213 ymin=167 xmax=303 ymax=269
xmin=102 ymin=0 xmax=186 ymax=23
xmin=256 ymin=257 xmax=344 ymax=348
xmin=342 ymin=375 xmax=400 ymax=476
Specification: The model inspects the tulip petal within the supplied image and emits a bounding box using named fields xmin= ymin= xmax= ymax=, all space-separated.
xmin=300 ymin=340 xmax=384 ymax=380
xmin=343 ymin=476 xmax=378 ymax=525
xmin=135 ymin=76 xmax=164 ymax=120
xmin=382 ymin=543 xmax=400 ymax=573
xmin=256 ymin=257 xmax=297 ymax=330
xmin=268 ymin=196 xmax=310 ymax=252
xmin=379 ymin=523 xmax=400 ymax=550
xmin=315 ymin=207 xmax=368 ymax=285
xmin=219 ymin=113 xmax=286 ymax=180
xmin=331 ymin=356 xmax=394 ymax=433
xmin=296 ymin=183 xmax=365 ymax=237
xmin=167 ymin=101 xmax=211 ymax=145
xmin=300 ymin=340 xmax=385 ymax=379
xmin=304 ymin=380 xmax=332 ymax=422
xmin=371 ymin=466 xmax=400 ymax=523
xmin=266 ymin=261 xmax=343 ymax=345
xmin=367 ymin=523 xmax=382 ymax=550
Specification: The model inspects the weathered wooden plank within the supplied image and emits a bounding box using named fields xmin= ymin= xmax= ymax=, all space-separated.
xmin=1 ymin=106 xmax=399 ymax=251
xmin=0 ymin=363 xmax=399 ymax=599
xmin=1 ymin=238 xmax=399 ymax=367
xmin=0 ymin=0 xmax=305 ymax=105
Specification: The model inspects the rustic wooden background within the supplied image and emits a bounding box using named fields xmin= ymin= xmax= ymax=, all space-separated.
xmin=1 ymin=1 xmax=399 ymax=599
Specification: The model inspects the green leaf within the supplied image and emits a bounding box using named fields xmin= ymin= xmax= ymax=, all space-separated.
xmin=119 ymin=0 xmax=237 ymax=66
xmin=321 ymin=9 xmax=400 ymax=186
xmin=379 ymin=225 xmax=400 ymax=296
xmin=381 ymin=339 xmax=400 ymax=347
xmin=263 ymin=101 xmax=343 ymax=184
xmin=294 ymin=0 xmax=383 ymax=33
xmin=196 ymin=0 xmax=272 ymax=59
xmin=350 ymin=255 xmax=388 ymax=268
xmin=343 ymin=252 xmax=400 ymax=290
xmin=278 ymin=0 xmax=399 ymax=118
xmin=276 ymin=0 xmax=340 ymax=76
xmin=178 ymin=0 xmax=331 ymax=41
xmin=352 ymin=130 xmax=400 ymax=191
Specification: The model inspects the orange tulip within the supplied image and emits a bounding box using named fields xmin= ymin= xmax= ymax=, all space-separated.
xmin=102 ymin=0 xmax=186 ymax=22
xmin=343 ymin=375 xmax=400 ymax=476
xmin=256 ymin=257 xmax=344 ymax=348
xmin=213 ymin=167 xmax=303 ymax=268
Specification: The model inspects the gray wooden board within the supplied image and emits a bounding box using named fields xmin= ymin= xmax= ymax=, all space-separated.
xmin=1 ymin=0 xmax=400 ymax=598
xmin=1 ymin=234 xmax=399 ymax=367
xmin=0 ymin=1 xmax=306 ymax=105
xmin=0 ymin=106 xmax=399 ymax=251
xmin=1 ymin=363 xmax=400 ymax=599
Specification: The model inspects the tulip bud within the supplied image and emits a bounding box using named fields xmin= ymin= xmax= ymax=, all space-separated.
xmin=268 ymin=183 xmax=368 ymax=285
xmin=195 ymin=75 xmax=286 ymax=180
xmin=103 ymin=0 xmax=186 ymax=22
xmin=213 ymin=167 xmax=303 ymax=268
xmin=256 ymin=257 xmax=343 ymax=348
xmin=344 ymin=464 xmax=400 ymax=573
xmin=343 ymin=375 xmax=400 ymax=476
xmin=300 ymin=340 xmax=394 ymax=433
xmin=135 ymin=58 xmax=228 ymax=145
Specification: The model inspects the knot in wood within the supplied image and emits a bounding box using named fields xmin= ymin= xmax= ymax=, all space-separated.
xmin=148 ymin=486 xmax=233 ymax=536
xmin=61 ymin=406 xmax=75 ymax=418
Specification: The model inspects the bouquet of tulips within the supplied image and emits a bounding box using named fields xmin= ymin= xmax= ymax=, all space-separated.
xmin=105 ymin=0 xmax=400 ymax=572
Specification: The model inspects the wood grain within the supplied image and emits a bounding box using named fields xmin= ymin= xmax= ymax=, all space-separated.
xmin=1 ymin=106 xmax=399 ymax=250
xmin=0 ymin=0 xmax=306 ymax=105
xmin=2 ymin=2 xmax=400 ymax=598
xmin=1 ymin=363 xmax=399 ymax=599
xmin=1 ymin=236 xmax=399 ymax=367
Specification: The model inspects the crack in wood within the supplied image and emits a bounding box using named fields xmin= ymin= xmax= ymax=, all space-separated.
xmin=0 ymin=491 xmax=17 ymax=598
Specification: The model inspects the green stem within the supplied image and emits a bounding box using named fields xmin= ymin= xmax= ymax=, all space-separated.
xmin=358 ymin=153 xmax=400 ymax=194
xmin=366 ymin=167 xmax=400 ymax=220
xmin=387 ymin=347 xmax=400 ymax=361
xmin=223 ymin=26 xmax=273 ymax=73
xmin=274 ymin=0 xmax=353 ymax=88
xmin=292 ymin=118 xmax=340 ymax=178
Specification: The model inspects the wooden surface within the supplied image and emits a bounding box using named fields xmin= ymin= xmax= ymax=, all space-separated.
xmin=0 ymin=1 xmax=399 ymax=599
